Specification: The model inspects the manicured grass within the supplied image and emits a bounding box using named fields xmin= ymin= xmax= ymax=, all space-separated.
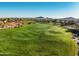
xmin=0 ymin=23 xmax=77 ymax=56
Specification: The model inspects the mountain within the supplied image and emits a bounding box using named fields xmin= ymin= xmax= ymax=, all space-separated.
xmin=35 ymin=16 xmax=45 ymax=20
xmin=61 ymin=17 xmax=76 ymax=20
xmin=36 ymin=16 xmax=44 ymax=18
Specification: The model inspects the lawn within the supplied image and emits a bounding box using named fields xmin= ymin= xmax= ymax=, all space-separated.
xmin=0 ymin=23 xmax=77 ymax=56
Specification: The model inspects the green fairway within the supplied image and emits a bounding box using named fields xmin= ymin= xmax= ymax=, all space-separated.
xmin=0 ymin=23 xmax=77 ymax=56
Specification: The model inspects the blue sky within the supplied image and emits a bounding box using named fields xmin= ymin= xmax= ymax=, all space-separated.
xmin=0 ymin=2 xmax=79 ymax=18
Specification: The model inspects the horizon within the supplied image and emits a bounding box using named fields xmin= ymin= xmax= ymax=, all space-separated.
xmin=0 ymin=16 xmax=79 ymax=19
xmin=0 ymin=2 xmax=79 ymax=18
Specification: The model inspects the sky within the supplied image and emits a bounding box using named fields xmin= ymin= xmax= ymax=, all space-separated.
xmin=0 ymin=2 xmax=79 ymax=18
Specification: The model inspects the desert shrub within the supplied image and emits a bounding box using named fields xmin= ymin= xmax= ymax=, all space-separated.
xmin=0 ymin=23 xmax=77 ymax=56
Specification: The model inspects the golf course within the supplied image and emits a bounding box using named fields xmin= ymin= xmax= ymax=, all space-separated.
xmin=0 ymin=23 xmax=77 ymax=56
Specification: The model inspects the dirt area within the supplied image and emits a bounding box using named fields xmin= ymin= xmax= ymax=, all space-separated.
xmin=0 ymin=20 xmax=24 ymax=28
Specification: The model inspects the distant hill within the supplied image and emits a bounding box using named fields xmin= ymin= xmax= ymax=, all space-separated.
xmin=36 ymin=16 xmax=44 ymax=18
xmin=61 ymin=17 xmax=77 ymax=20
xmin=35 ymin=16 xmax=45 ymax=20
